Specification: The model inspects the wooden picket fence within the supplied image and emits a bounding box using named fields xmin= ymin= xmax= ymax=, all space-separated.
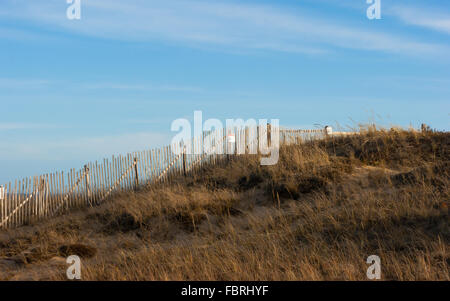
xmin=0 ymin=126 xmax=329 ymax=230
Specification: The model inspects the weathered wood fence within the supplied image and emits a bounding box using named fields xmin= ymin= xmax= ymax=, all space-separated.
xmin=0 ymin=126 xmax=330 ymax=229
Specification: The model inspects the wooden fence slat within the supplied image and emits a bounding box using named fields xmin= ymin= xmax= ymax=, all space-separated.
xmin=68 ymin=170 xmax=73 ymax=211
xmin=122 ymin=155 xmax=127 ymax=191
xmin=77 ymin=170 xmax=82 ymax=208
xmin=122 ymin=155 xmax=126 ymax=191
xmin=24 ymin=177 xmax=29 ymax=225
xmin=19 ymin=179 xmax=23 ymax=227
xmin=58 ymin=172 xmax=63 ymax=214
xmin=127 ymin=154 xmax=132 ymax=190
xmin=96 ymin=162 xmax=101 ymax=204
xmin=13 ymin=180 xmax=18 ymax=227
xmin=119 ymin=155 xmax=124 ymax=191
xmin=150 ymin=149 xmax=155 ymax=183
xmin=103 ymin=159 xmax=109 ymax=198
xmin=5 ymin=182 xmax=9 ymax=228
xmin=115 ymin=156 xmax=120 ymax=192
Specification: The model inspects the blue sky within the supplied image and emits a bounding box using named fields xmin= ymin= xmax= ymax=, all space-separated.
xmin=0 ymin=0 xmax=449 ymax=183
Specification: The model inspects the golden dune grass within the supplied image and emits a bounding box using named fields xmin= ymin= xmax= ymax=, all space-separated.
xmin=0 ymin=128 xmax=448 ymax=280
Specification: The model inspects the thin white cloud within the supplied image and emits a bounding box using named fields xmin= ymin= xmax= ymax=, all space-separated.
xmin=0 ymin=78 xmax=204 ymax=93
xmin=389 ymin=5 xmax=450 ymax=35
xmin=0 ymin=131 xmax=171 ymax=183
xmin=1 ymin=0 xmax=447 ymax=56
xmin=0 ymin=131 xmax=170 ymax=160
xmin=0 ymin=78 xmax=52 ymax=89
xmin=0 ymin=123 xmax=55 ymax=131
xmin=0 ymin=26 xmax=45 ymax=40
xmin=126 ymin=118 xmax=170 ymax=125
xmin=82 ymin=83 xmax=204 ymax=93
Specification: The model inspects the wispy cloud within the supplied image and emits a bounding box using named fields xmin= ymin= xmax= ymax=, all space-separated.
xmin=82 ymin=83 xmax=204 ymax=93
xmin=0 ymin=78 xmax=52 ymax=89
xmin=126 ymin=118 xmax=170 ymax=125
xmin=389 ymin=5 xmax=450 ymax=35
xmin=0 ymin=26 xmax=45 ymax=41
xmin=0 ymin=78 xmax=204 ymax=93
xmin=0 ymin=131 xmax=170 ymax=160
xmin=0 ymin=123 xmax=55 ymax=131
xmin=1 ymin=0 xmax=448 ymax=56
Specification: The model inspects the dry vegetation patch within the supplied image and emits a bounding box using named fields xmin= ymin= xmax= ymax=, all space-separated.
xmin=0 ymin=129 xmax=448 ymax=280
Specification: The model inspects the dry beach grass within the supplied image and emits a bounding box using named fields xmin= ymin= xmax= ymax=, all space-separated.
xmin=0 ymin=128 xmax=448 ymax=280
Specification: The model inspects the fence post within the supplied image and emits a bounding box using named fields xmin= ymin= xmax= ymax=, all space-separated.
xmin=324 ymin=126 xmax=333 ymax=136
xmin=236 ymin=129 xmax=240 ymax=155
xmin=0 ymin=185 xmax=3 ymax=228
xmin=227 ymin=129 xmax=231 ymax=162
xmin=182 ymin=144 xmax=187 ymax=177
xmin=84 ymin=165 xmax=92 ymax=204
xmin=421 ymin=123 xmax=430 ymax=133
xmin=39 ymin=178 xmax=45 ymax=218
xmin=84 ymin=165 xmax=91 ymax=198
xmin=257 ymin=125 xmax=260 ymax=155
xmin=134 ymin=157 xmax=139 ymax=190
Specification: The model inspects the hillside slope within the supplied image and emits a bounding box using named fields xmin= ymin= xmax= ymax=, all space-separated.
xmin=0 ymin=129 xmax=448 ymax=280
